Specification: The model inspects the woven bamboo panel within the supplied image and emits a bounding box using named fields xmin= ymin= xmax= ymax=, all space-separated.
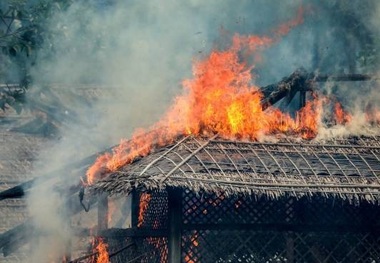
xmin=137 ymin=190 xmax=169 ymax=229
xmin=107 ymin=237 xmax=168 ymax=263
xmin=105 ymin=189 xmax=380 ymax=262
xmin=183 ymin=189 xmax=295 ymax=225
xmin=180 ymin=191 xmax=380 ymax=262
xmin=182 ymin=190 xmax=380 ymax=227
xmin=181 ymin=230 xmax=380 ymax=263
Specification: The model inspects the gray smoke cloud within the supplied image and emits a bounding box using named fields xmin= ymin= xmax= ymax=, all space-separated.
xmin=21 ymin=0 xmax=379 ymax=262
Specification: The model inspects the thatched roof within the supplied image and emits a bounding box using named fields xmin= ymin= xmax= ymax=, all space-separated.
xmin=92 ymin=135 xmax=380 ymax=202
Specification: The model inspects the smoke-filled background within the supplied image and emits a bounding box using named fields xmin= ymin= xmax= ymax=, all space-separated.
xmin=0 ymin=0 xmax=379 ymax=262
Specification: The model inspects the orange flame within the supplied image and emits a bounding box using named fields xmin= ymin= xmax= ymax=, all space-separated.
xmin=334 ymin=102 xmax=351 ymax=125
xmin=90 ymin=238 xmax=109 ymax=263
xmin=295 ymin=97 xmax=325 ymax=139
xmin=138 ymin=193 xmax=151 ymax=227
xmin=85 ymin=7 xmax=350 ymax=184
xmin=275 ymin=6 xmax=305 ymax=37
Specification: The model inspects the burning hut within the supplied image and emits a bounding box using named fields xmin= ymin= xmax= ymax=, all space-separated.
xmin=1 ymin=3 xmax=380 ymax=263
xmin=80 ymin=68 xmax=380 ymax=262
xmin=90 ymin=133 xmax=380 ymax=262
xmin=1 ymin=71 xmax=379 ymax=262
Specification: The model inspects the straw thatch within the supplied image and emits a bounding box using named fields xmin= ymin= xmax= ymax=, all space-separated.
xmin=92 ymin=134 xmax=380 ymax=202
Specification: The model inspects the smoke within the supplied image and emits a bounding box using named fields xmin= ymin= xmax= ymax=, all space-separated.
xmin=19 ymin=0 xmax=380 ymax=262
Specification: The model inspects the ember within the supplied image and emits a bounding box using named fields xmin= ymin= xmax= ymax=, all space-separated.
xmin=184 ymin=232 xmax=199 ymax=263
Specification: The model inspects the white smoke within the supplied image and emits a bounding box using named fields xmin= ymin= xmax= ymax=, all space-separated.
xmin=22 ymin=0 xmax=380 ymax=262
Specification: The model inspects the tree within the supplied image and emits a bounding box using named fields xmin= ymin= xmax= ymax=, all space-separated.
xmin=0 ymin=0 xmax=73 ymax=113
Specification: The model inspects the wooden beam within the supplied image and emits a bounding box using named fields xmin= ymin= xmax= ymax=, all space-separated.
xmin=260 ymin=68 xmax=309 ymax=110
xmin=99 ymin=228 xmax=168 ymax=238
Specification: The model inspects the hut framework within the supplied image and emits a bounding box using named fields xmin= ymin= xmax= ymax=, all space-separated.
xmin=92 ymin=135 xmax=380 ymax=262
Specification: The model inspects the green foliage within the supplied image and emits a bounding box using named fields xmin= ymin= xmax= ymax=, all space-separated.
xmin=0 ymin=0 xmax=73 ymax=113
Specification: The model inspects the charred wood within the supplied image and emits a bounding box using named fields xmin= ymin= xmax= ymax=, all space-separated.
xmin=259 ymin=69 xmax=375 ymax=110
xmin=260 ymin=68 xmax=311 ymax=110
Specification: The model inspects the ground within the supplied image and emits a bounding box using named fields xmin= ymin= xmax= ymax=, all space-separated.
xmin=0 ymin=110 xmax=51 ymax=262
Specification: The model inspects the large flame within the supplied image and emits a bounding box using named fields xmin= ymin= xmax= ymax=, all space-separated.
xmin=85 ymin=7 xmax=352 ymax=184
xmin=91 ymin=238 xmax=109 ymax=263
xmin=138 ymin=193 xmax=151 ymax=227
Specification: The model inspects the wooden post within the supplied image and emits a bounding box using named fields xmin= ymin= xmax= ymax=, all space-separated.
xmin=131 ymin=190 xmax=139 ymax=228
xmin=168 ymin=188 xmax=182 ymax=263
xmin=129 ymin=190 xmax=140 ymax=260
xmin=97 ymin=193 xmax=108 ymax=233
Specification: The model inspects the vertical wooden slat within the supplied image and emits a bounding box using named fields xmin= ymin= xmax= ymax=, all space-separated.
xmin=129 ymin=190 xmax=140 ymax=260
xmin=168 ymin=188 xmax=182 ymax=263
